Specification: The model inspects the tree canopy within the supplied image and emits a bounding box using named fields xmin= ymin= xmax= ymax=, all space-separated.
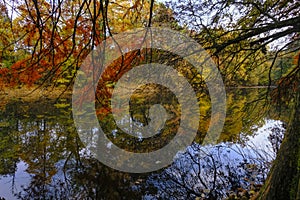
xmin=0 ymin=0 xmax=299 ymax=199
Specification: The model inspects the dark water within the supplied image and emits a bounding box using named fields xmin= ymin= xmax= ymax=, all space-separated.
xmin=0 ymin=88 xmax=287 ymax=199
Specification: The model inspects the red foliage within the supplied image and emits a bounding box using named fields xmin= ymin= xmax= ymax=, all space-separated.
xmin=95 ymin=49 xmax=147 ymax=119
xmin=0 ymin=59 xmax=46 ymax=87
xmin=293 ymin=53 xmax=300 ymax=65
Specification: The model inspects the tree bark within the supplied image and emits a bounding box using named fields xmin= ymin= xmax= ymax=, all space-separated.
xmin=258 ymin=83 xmax=300 ymax=199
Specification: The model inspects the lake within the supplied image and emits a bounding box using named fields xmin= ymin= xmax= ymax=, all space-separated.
xmin=0 ymin=88 xmax=288 ymax=199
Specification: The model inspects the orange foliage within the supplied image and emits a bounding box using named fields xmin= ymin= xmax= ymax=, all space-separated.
xmin=0 ymin=59 xmax=47 ymax=87
xmin=95 ymin=49 xmax=147 ymax=119
xmin=293 ymin=52 xmax=300 ymax=65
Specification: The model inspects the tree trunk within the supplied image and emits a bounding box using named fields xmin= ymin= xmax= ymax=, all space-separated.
xmin=258 ymin=86 xmax=300 ymax=200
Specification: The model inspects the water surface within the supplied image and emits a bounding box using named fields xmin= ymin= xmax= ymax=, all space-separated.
xmin=0 ymin=88 xmax=288 ymax=199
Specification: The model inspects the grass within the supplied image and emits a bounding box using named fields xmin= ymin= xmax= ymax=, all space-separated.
xmin=0 ymin=85 xmax=72 ymax=110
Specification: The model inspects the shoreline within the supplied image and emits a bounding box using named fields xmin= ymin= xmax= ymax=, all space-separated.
xmin=0 ymin=84 xmax=275 ymax=102
xmin=0 ymin=86 xmax=72 ymax=110
xmin=226 ymin=85 xmax=277 ymax=89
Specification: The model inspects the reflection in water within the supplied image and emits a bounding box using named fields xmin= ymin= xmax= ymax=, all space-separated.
xmin=0 ymin=89 xmax=288 ymax=199
xmin=146 ymin=120 xmax=284 ymax=199
xmin=0 ymin=161 xmax=30 ymax=199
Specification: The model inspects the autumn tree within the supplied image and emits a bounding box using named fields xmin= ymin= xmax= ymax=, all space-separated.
xmin=167 ymin=0 xmax=300 ymax=199
xmin=1 ymin=0 xmax=299 ymax=198
xmin=0 ymin=0 xmax=154 ymax=88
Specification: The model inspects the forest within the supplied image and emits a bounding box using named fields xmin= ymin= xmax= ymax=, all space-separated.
xmin=0 ymin=0 xmax=299 ymax=199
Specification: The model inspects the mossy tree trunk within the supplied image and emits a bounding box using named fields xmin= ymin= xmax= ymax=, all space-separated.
xmin=258 ymin=85 xmax=300 ymax=200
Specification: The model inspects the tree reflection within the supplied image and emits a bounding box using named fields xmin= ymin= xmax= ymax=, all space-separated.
xmin=0 ymin=89 xmax=289 ymax=199
xmin=146 ymin=121 xmax=285 ymax=199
